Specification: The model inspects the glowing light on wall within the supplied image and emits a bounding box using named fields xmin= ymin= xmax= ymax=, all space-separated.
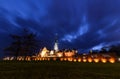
xmin=42 ymin=58 xmax=45 ymax=61
xmin=109 ymin=58 xmax=115 ymax=63
xmin=25 ymin=56 xmax=31 ymax=61
xmin=78 ymin=58 xmax=81 ymax=62
xmin=41 ymin=47 xmax=49 ymax=57
xmin=93 ymin=58 xmax=99 ymax=63
xmin=47 ymin=58 xmax=50 ymax=61
xmin=64 ymin=58 xmax=67 ymax=61
xmin=34 ymin=58 xmax=36 ymax=61
xmin=39 ymin=58 xmax=41 ymax=61
xmin=83 ymin=58 xmax=87 ymax=62
xmin=17 ymin=56 xmax=24 ymax=61
xmin=64 ymin=52 xmax=75 ymax=57
xmin=53 ymin=58 xmax=57 ymax=61
xmin=3 ymin=57 xmax=9 ymax=60
xmin=3 ymin=57 xmax=15 ymax=60
xmin=83 ymin=55 xmax=86 ymax=59
xmin=101 ymin=58 xmax=107 ymax=63
xmin=37 ymin=58 xmax=39 ymax=60
xmin=68 ymin=58 xmax=73 ymax=61
xmin=60 ymin=58 xmax=63 ymax=61
xmin=57 ymin=53 xmax=63 ymax=57
xmin=73 ymin=59 xmax=77 ymax=62
xmin=10 ymin=57 xmax=14 ymax=60
xmin=118 ymin=58 xmax=120 ymax=62
xmin=50 ymin=50 xmax=54 ymax=55
xmin=88 ymin=58 xmax=92 ymax=63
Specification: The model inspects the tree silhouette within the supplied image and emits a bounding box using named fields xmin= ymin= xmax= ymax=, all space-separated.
xmin=99 ymin=47 xmax=108 ymax=53
xmin=109 ymin=45 xmax=120 ymax=56
xmin=4 ymin=28 xmax=40 ymax=57
xmin=4 ymin=35 xmax=22 ymax=57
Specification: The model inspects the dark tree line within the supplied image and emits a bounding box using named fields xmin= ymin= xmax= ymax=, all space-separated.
xmin=4 ymin=28 xmax=40 ymax=57
xmin=109 ymin=45 xmax=120 ymax=56
xmin=91 ymin=44 xmax=120 ymax=56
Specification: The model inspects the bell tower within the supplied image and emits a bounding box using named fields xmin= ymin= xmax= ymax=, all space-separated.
xmin=54 ymin=33 xmax=59 ymax=52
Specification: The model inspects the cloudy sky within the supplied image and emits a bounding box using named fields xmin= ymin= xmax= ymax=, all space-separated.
xmin=0 ymin=0 xmax=120 ymax=55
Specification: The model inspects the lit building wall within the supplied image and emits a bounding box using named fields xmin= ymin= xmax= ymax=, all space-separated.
xmin=40 ymin=47 xmax=49 ymax=57
xmin=56 ymin=52 xmax=63 ymax=57
xmin=64 ymin=51 xmax=75 ymax=57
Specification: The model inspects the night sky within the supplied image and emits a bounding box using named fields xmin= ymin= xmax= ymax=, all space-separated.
xmin=0 ymin=0 xmax=120 ymax=55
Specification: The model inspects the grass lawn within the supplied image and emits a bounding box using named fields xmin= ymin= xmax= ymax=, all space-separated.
xmin=0 ymin=61 xmax=120 ymax=79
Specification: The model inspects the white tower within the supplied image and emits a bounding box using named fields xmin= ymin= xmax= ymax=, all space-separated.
xmin=54 ymin=34 xmax=59 ymax=52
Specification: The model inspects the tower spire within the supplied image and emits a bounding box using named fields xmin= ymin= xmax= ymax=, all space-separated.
xmin=54 ymin=33 xmax=59 ymax=52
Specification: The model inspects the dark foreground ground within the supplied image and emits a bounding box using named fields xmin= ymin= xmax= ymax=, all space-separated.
xmin=0 ymin=61 xmax=120 ymax=79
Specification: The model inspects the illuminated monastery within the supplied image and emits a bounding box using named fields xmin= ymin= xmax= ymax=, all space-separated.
xmin=37 ymin=34 xmax=77 ymax=58
xmin=3 ymin=34 xmax=118 ymax=63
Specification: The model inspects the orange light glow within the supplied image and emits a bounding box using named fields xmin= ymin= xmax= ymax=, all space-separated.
xmin=25 ymin=57 xmax=31 ymax=61
xmin=101 ymin=58 xmax=107 ymax=63
xmin=40 ymin=58 xmax=42 ymax=61
xmin=39 ymin=58 xmax=41 ymax=60
xmin=60 ymin=58 xmax=63 ymax=61
xmin=43 ymin=58 xmax=45 ymax=61
xmin=64 ymin=52 xmax=75 ymax=57
xmin=109 ymin=58 xmax=115 ymax=63
xmin=47 ymin=58 xmax=50 ymax=61
xmin=64 ymin=58 xmax=67 ymax=61
xmin=93 ymin=58 xmax=99 ymax=63
xmin=17 ymin=57 xmax=24 ymax=61
xmin=88 ymin=58 xmax=92 ymax=63
xmin=78 ymin=58 xmax=81 ymax=62
xmin=68 ymin=58 xmax=73 ymax=61
xmin=40 ymin=47 xmax=49 ymax=57
xmin=73 ymin=59 xmax=77 ymax=62
xmin=57 ymin=53 xmax=63 ymax=57
xmin=53 ymin=58 xmax=57 ymax=61
xmin=83 ymin=58 xmax=87 ymax=62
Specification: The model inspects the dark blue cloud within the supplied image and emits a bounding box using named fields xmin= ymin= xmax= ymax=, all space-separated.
xmin=0 ymin=0 xmax=120 ymax=54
